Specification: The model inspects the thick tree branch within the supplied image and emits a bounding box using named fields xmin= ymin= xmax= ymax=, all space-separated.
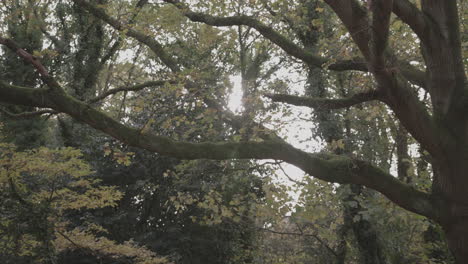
xmin=64 ymin=2 xmax=283 ymax=143
xmin=163 ymin=0 xmax=327 ymax=67
xmin=392 ymin=0 xmax=430 ymax=43
xmin=329 ymin=58 xmax=426 ymax=89
xmin=75 ymin=0 xmax=427 ymax=91
xmin=323 ymin=0 xmax=448 ymax=158
xmin=324 ymin=0 xmax=371 ymax=60
xmin=0 ymin=81 xmax=52 ymax=108
xmin=0 ymin=80 xmax=170 ymax=118
xmin=265 ymin=90 xmax=380 ymax=110
xmin=420 ymin=0 xmax=467 ymax=123
xmin=368 ymin=0 xmax=393 ymax=70
xmin=0 ymin=14 xmax=437 ymax=223
xmin=328 ymin=58 xmax=368 ymax=72
xmin=0 ymin=37 xmax=51 ymax=77
xmin=397 ymin=60 xmax=426 ymax=89
xmin=167 ymin=0 xmax=428 ymax=91
xmin=379 ymin=72 xmax=452 ymax=157
xmin=0 ymin=78 xmax=436 ymax=221
xmin=368 ymin=0 xmax=454 ymax=157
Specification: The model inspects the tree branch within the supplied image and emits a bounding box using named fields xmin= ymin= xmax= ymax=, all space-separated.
xmin=265 ymin=90 xmax=380 ymax=110
xmin=0 ymin=81 xmax=52 ymax=108
xmin=368 ymin=0 xmax=393 ymax=71
xmin=0 ymin=37 xmax=51 ymax=77
xmin=323 ymin=0 xmax=448 ymax=159
xmin=31 ymin=7 xmax=69 ymax=54
xmin=378 ymin=73 xmax=451 ymax=158
xmin=0 ymin=78 xmax=436 ymax=220
xmin=98 ymin=0 xmax=150 ymax=67
xmin=397 ymin=60 xmax=426 ymax=89
xmin=419 ymin=0 xmax=467 ymax=122
xmin=163 ymin=0 xmax=327 ymax=67
xmin=277 ymin=162 xmax=306 ymax=186
xmin=330 ymin=57 xmax=426 ymax=89
xmin=72 ymin=0 xmax=180 ymax=72
xmin=62 ymin=2 xmax=283 ymax=144
xmin=392 ymin=0 xmax=430 ymax=44
xmin=89 ymin=80 xmax=171 ymax=103
xmin=0 ymin=79 xmax=170 ymax=118
xmin=328 ymin=58 xmax=368 ymax=72
xmin=0 ymin=17 xmax=438 ymax=223
xmin=324 ymin=0 xmax=371 ymax=60
xmin=0 ymin=108 xmax=58 ymax=118
xmin=75 ymin=0 xmax=427 ymax=92
xmin=258 ymin=227 xmax=338 ymax=257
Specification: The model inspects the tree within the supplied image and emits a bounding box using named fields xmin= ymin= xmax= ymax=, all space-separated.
xmin=0 ymin=1 xmax=47 ymax=149
xmin=1 ymin=1 xmax=263 ymax=263
xmin=0 ymin=143 xmax=169 ymax=264
xmin=0 ymin=0 xmax=466 ymax=262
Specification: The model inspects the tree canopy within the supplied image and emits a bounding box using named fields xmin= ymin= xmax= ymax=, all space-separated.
xmin=0 ymin=0 xmax=467 ymax=263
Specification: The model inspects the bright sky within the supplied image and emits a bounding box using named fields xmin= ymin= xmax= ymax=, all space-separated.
xmin=228 ymin=74 xmax=324 ymax=191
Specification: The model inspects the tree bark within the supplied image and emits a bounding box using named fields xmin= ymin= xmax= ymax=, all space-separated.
xmin=445 ymin=220 xmax=468 ymax=263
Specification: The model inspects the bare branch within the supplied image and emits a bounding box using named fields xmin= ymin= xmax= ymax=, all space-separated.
xmin=258 ymin=227 xmax=338 ymax=257
xmin=265 ymin=90 xmax=380 ymax=110
xmin=28 ymin=3 xmax=69 ymax=54
xmin=89 ymin=80 xmax=171 ymax=103
xmin=98 ymin=0 xmax=150 ymax=66
xmin=0 ymin=108 xmax=57 ymax=118
xmin=100 ymin=37 xmax=121 ymax=67
xmin=276 ymin=161 xmax=306 ymax=186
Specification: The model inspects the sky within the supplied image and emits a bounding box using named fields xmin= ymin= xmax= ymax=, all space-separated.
xmin=228 ymin=74 xmax=324 ymax=192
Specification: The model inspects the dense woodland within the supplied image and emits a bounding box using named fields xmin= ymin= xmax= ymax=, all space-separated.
xmin=0 ymin=0 xmax=466 ymax=263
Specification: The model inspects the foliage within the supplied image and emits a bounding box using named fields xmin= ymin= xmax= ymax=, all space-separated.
xmin=0 ymin=143 xmax=168 ymax=264
xmin=0 ymin=0 xmax=466 ymax=263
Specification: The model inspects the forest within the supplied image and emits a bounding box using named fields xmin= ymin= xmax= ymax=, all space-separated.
xmin=0 ymin=0 xmax=466 ymax=263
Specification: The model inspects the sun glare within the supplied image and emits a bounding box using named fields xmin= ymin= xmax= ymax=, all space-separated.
xmin=228 ymin=75 xmax=244 ymax=113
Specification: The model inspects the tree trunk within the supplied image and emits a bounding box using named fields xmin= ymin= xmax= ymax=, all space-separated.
xmin=445 ymin=220 xmax=468 ymax=263
xmin=435 ymin=162 xmax=468 ymax=263
xmin=435 ymin=158 xmax=468 ymax=263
